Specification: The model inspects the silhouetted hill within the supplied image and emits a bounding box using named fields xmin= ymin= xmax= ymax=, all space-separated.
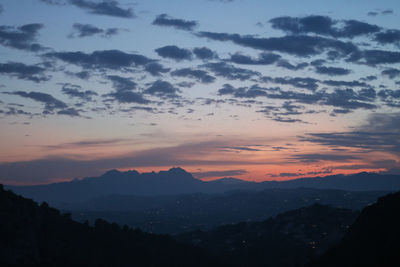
xmin=67 ymin=188 xmax=385 ymax=234
xmin=6 ymin=169 xmax=400 ymax=206
xmin=0 ymin=184 xmax=219 ymax=266
xmin=176 ymin=204 xmax=358 ymax=267
xmin=308 ymin=191 xmax=400 ymax=267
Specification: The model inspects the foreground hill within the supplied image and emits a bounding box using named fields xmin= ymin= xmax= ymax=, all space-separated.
xmin=7 ymin=168 xmax=400 ymax=205
xmin=308 ymin=191 xmax=400 ymax=267
xmin=176 ymin=204 xmax=358 ymax=267
xmin=0 ymin=184 xmax=218 ymax=267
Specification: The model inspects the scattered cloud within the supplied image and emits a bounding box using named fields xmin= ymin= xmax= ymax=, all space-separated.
xmin=69 ymin=0 xmax=134 ymax=18
xmin=152 ymin=14 xmax=197 ymax=31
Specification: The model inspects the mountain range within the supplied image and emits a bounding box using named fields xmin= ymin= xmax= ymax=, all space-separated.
xmin=7 ymin=168 xmax=400 ymax=205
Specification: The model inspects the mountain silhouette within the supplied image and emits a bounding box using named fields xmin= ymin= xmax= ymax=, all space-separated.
xmin=6 ymin=168 xmax=400 ymax=205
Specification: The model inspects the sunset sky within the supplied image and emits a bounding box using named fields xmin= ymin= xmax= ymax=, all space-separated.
xmin=0 ymin=0 xmax=399 ymax=185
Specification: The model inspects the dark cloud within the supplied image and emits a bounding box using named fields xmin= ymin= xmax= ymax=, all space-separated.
xmin=45 ymin=49 xmax=152 ymax=70
xmin=374 ymin=29 xmax=400 ymax=46
xmin=144 ymin=80 xmax=181 ymax=98
xmin=269 ymin=15 xmax=380 ymax=38
xmin=104 ymin=75 xmax=150 ymax=104
xmin=197 ymin=31 xmax=359 ymax=58
xmin=105 ymin=90 xmax=149 ymax=104
xmin=65 ymin=70 xmax=91 ymax=80
xmin=0 ymin=62 xmax=49 ymax=83
xmin=358 ymin=49 xmax=400 ymax=65
xmin=300 ymin=112 xmax=400 ymax=155
xmin=381 ymin=68 xmax=400 ymax=79
xmin=155 ymin=45 xmax=192 ymax=61
xmin=229 ymin=52 xmax=281 ymax=65
xmin=315 ymin=66 xmax=351 ymax=76
xmin=203 ymin=62 xmax=260 ymax=80
xmin=192 ymin=169 xmax=247 ymax=179
xmin=221 ymin=146 xmax=263 ymax=152
xmin=39 ymin=0 xmax=65 ymax=5
xmin=276 ymin=60 xmax=308 ymax=70
xmin=261 ymin=76 xmax=319 ymax=91
xmin=152 ymin=14 xmax=197 ymax=31
xmin=193 ymin=47 xmax=218 ymax=60
xmin=144 ymin=62 xmax=170 ymax=76
xmin=322 ymin=79 xmax=369 ymax=88
xmin=219 ymin=83 xmax=377 ymax=111
xmin=290 ymin=153 xmax=358 ymax=163
xmin=69 ymin=23 xmax=121 ymax=38
xmin=57 ymin=107 xmax=81 ymax=117
xmin=69 ymin=0 xmax=134 ymax=18
xmin=0 ymin=23 xmax=45 ymax=51
xmin=382 ymin=9 xmax=394 ymax=15
xmin=60 ymin=83 xmax=97 ymax=101
xmin=107 ymin=75 xmax=137 ymax=91
xmin=367 ymin=11 xmax=379 ymax=17
xmin=4 ymin=91 xmax=67 ymax=113
xmin=171 ymin=68 xmax=215 ymax=84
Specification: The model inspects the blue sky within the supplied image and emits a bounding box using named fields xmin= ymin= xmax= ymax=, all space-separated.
xmin=0 ymin=0 xmax=399 ymax=185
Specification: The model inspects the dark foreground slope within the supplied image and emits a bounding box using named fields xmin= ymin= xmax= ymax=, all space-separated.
xmin=176 ymin=204 xmax=358 ymax=267
xmin=309 ymin=191 xmax=400 ymax=267
xmin=0 ymin=185 xmax=218 ymax=267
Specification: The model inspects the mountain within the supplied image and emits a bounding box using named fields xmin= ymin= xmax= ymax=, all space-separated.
xmin=308 ymin=191 xmax=400 ymax=267
xmin=175 ymin=203 xmax=358 ymax=267
xmin=6 ymin=168 xmax=400 ymax=205
xmin=0 ymin=184 xmax=219 ymax=267
xmin=67 ymin=188 xmax=386 ymax=234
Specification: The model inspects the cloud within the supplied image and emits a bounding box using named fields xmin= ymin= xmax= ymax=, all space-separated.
xmin=269 ymin=15 xmax=380 ymax=38
xmin=374 ymin=29 xmax=400 ymax=46
xmin=104 ymin=75 xmax=150 ymax=104
xmin=107 ymin=75 xmax=137 ymax=91
xmin=152 ymin=14 xmax=197 ymax=31
xmin=315 ymin=66 xmax=351 ymax=76
xmin=276 ymin=60 xmax=308 ymax=70
xmin=290 ymin=153 xmax=359 ymax=163
xmin=0 ymin=4 xmax=3 ymax=14
xmin=381 ymin=68 xmax=400 ymax=79
xmin=197 ymin=31 xmax=359 ymax=58
xmin=300 ymin=112 xmax=400 ymax=155
xmin=0 ymin=62 xmax=49 ymax=82
xmin=0 ymin=23 xmax=45 ymax=51
xmin=192 ymin=169 xmax=247 ymax=179
xmin=144 ymin=80 xmax=181 ymax=98
xmin=43 ymin=138 xmax=129 ymax=150
xmin=155 ymin=45 xmax=192 ymax=61
xmin=69 ymin=0 xmax=134 ymax=18
xmin=218 ymin=83 xmax=376 ymax=111
xmin=4 ymin=91 xmax=68 ymax=113
xmin=357 ymin=49 xmax=400 ymax=65
xmin=60 ymin=83 xmax=98 ymax=101
xmin=203 ymin=62 xmax=260 ymax=80
xmin=171 ymin=68 xmax=215 ymax=84
xmin=193 ymin=47 xmax=218 ymax=60
xmin=229 ymin=52 xmax=281 ymax=65
xmin=69 ymin=23 xmax=122 ymax=38
xmin=144 ymin=62 xmax=170 ymax=76
xmin=261 ymin=76 xmax=319 ymax=91
xmin=45 ymin=49 xmax=152 ymax=70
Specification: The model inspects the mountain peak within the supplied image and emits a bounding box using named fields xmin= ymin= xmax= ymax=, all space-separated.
xmin=166 ymin=167 xmax=189 ymax=174
xmin=102 ymin=169 xmax=121 ymax=177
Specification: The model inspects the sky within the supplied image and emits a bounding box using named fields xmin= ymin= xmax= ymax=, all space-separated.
xmin=0 ymin=0 xmax=399 ymax=185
